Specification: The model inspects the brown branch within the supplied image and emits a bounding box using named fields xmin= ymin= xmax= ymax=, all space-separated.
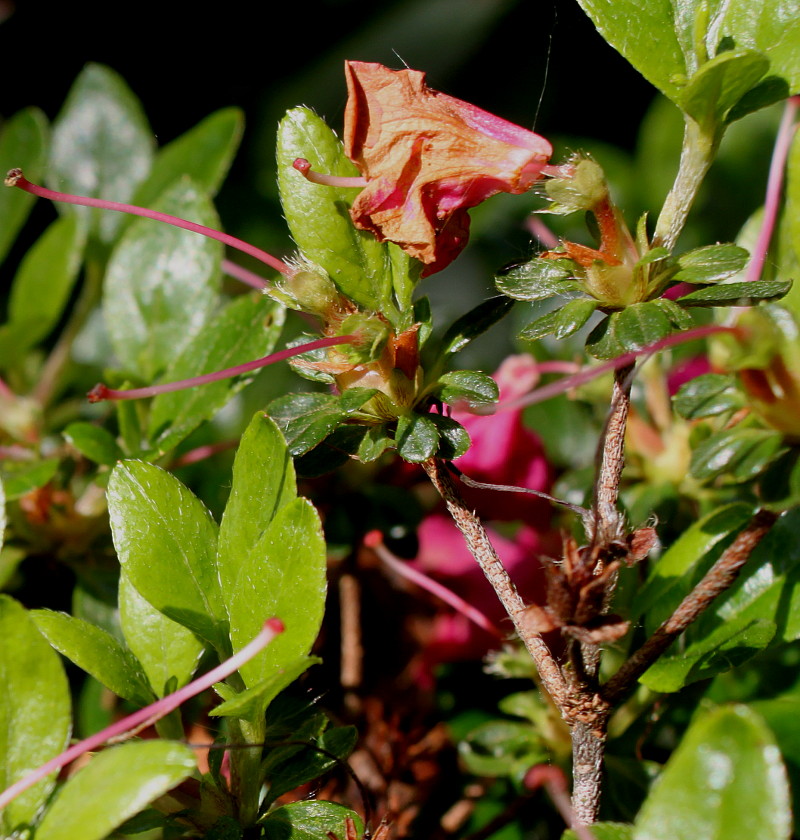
xmin=603 ymin=508 xmax=779 ymax=705
xmin=422 ymin=458 xmax=568 ymax=708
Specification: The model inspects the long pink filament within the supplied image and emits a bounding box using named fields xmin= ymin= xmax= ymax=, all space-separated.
xmin=365 ymin=530 xmax=503 ymax=639
xmin=0 ymin=619 xmax=284 ymax=812
xmin=292 ymin=158 xmax=368 ymax=188
xmin=5 ymin=169 xmax=294 ymax=277
xmin=88 ymin=335 xmax=357 ymax=402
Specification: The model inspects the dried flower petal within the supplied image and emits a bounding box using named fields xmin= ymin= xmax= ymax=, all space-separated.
xmin=343 ymin=61 xmax=552 ymax=275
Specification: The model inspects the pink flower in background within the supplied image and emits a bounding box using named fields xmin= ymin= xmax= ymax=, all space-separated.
xmin=452 ymin=354 xmax=553 ymax=524
xmin=343 ymin=61 xmax=552 ymax=275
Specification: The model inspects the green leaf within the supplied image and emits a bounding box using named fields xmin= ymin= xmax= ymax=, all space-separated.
xmin=674 ymin=373 xmax=743 ymax=418
xmin=0 ymin=108 xmax=49 ymax=266
xmin=118 ymin=573 xmax=204 ymax=697
xmin=440 ymin=297 xmax=514 ymax=355
xmin=32 ymin=609 xmax=153 ymax=705
xmin=690 ymin=427 xmax=785 ymax=481
xmin=107 ymin=460 xmax=226 ymax=649
xmin=437 ymin=370 xmax=499 ymax=407
xmin=428 ymin=414 xmax=471 ymax=460
xmin=395 ymin=413 xmax=440 ymax=463
xmin=520 ymin=297 xmax=598 ymax=341
xmin=277 ymin=107 xmax=395 ymax=318
xmin=146 ymin=294 xmax=285 ymax=453
xmin=577 ymin=0 xmax=800 ymax=109
xmin=217 ymin=412 xmax=297 ymax=607
xmin=294 ymin=425 xmax=368 ymax=478
xmin=0 ymin=457 xmax=60 ymax=500
xmin=459 ymin=719 xmax=547 ymax=781
xmin=677 ymin=279 xmax=792 ymax=307
xmin=0 ymin=596 xmax=71 ymax=835
xmin=263 ymin=802 xmax=364 ymax=840
xmin=356 ymin=424 xmax=394 ymax=462
xmin=63 ymin=421 xmax=123 ymax=466
xmin=613 ymin=302 xmax=673 ymax=351
xmin=496 ymin=258 xmax=581 ymax=301
xmin=132 ymin=107 xmax=244 ymax=209
xmin=640 ymin=616 xmax=776 ymax=692
xmin=631 ymin=503 xmax=755 ymax=628
xmin=34 ymin=740 xmax=196 ymax=840
xmin=650 ymin=297 xmax=696 ymax=329
xmin=0 ymin=478 xmax=4 ymax=556
xmin=227 ymin=498 xmax=326 ymax=687
xmin=269 ymin=393 xmax=345 ymax=456
xmin=49 ymin=63 xmax=154 ymax=243
xmin=632 ymin=706 xmax=791 ymax=840
xmin=681 ymin=49 xmax=769 ymax=126
xmin=586 ymin=311 xmax=625 ymax=359
xmin=563 ymin=824 xmax=634 ymax=840
xmin=673 ymin=243 xmax=750 ymax=284
xmin=210 ymin=655 xmax=319 ymax=719
xmin=103 ymin=177 xmax=221 ymax=381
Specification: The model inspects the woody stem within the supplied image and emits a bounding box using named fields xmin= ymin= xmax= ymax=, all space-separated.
xmin=422 ymin=458 xmax=568 ymax=707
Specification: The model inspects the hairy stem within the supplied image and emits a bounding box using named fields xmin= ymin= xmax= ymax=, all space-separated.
xmin=422 ymin=458 xmax=568 ymax=706
xmin=652 ymin=116 xmax=717 ymax=252
xmin=603 ymin=509 xmax=779 ymax=705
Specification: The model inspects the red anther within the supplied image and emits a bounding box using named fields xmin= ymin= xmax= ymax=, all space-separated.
xmin=266 ymin=617 xmax=285 ymax=634
xmin=87 ymin=383 xmax=111 ymax=403
xmin=363 ymin=530 xmax=384 ymax=549
xmin=293 ymin=158 xmax=312 ymax=175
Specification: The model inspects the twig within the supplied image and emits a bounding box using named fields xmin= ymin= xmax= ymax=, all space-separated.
xmin=603 ymin=509 xmax=779 ymax=705
xmin=421 ymin=458 xmax=568 ymax=708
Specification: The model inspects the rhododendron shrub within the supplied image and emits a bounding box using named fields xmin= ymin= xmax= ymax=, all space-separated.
xmin=2 ymin=3 xmax=800 ymax=839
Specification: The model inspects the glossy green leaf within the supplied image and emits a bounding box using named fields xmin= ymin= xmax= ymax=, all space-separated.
xmin=673 ymin=373 xmax=743 ymax=418
xmin=632 ymin=503 xmax=754 ymax=627
xmin=563 ymin=824 xmax=633 ymax=840
xmin=0 ymin=457 xmax=59 ymax=500
xmin=107 ymin=460 xmax=226 ymax=649
xmin=396 ymin=413 xmax=440 ymax=463
xmin=586 ymin=312 xmax=626 ymax=359
xmin=640 ymin=616 xmax=776 ymax=692
xmin=459 ymin=719 xmax=547 ymax=780
xmin=294 ymin=425 xmax=369 ymax=477
xmin=269 ymin=393 xmax=346 ymax=456
xmin=210 ymin=655 xmax=319 ymax=719
xmin=633 ymin=706 xmax=791 ymax=840
xmin=49 ymin=63 xmax=154 ymax=243
xmin=227 ymin=497 xmax=326 ymax=687
xmin=146 ymin=294 xmax=285 ymax=453
xmin=277 ymin=107 xmax=395 ymax=318
xmin=263 ymin=801 xmax=364 ymax=840
xmin=495 ymin=258 xmax=580 ymax=301
xmin=35 ymin=740 xmax=196 ymax=840
xmin=217 ymin=412 xmax=297 ymax=606
xmin=520 ymin=297 xmax=598 ymax=341
xmin=429 ymin=414 xmax=471 ymax=460
xmin=440 ymin=297 xmax=514 ymax=355
xmin=577 ymin=0 xmax=800 ymax=109
xmin=700 ymin=508 xmax=800 ymax=643
xmin=103 ymin=178 xmax=221 ymax=381
xmin=673 ymin=243 xmax=750 ymax=284
xmin=613 ymin=302 xmax=673 ymax=351
xmin=132 ymin=107 xmax=244 ymax=209
xmin=677 ymin=279 xmax=792 ymax=307
xmin=33 ymin=609 xmax=153 ymax=705
xmin=681 ymin=49 xmax=769 ymax=126
xmin=0 ymin=107 xmax=49 ymax=265
xmin=650 ymin=297 xmax=695 ymax=329
xmin=8 ymin=213 xmax=84 ymax=336
xmin=63 ymin=421 xmax=123 ymax=466
xmin=437 ymin=370 xmax=499 ymax=407
xmin=0 ymin=596 xmax=71 ymax=835
xmin=356 ymin=424 xmax=394 ymax=462
xmin=118 ymin=573 xmax=204 ymax=697
xmin=690 ymin=427 xmax=785 ymax=481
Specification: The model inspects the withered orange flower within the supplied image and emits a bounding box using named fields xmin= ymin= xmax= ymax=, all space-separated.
xmin=343 ymin=61 xmax=552 ymax=276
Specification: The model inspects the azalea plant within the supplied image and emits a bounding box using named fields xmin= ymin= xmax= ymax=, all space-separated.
xmin=3 ymin=1 xmax=800 ymax=839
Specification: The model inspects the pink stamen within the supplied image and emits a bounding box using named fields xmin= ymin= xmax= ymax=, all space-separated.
xmin=526 ymin=215 xmax=559 ymax=248
xmin=364 ymin=530 xmax=504 ymax=640
xmin=222 ymin=258 xmax=269 ymax=290
xmin=292 ymin=158 xmax=368 ymax=189
xmin=5 ymin=169 xmax=294 ymax=277
xmin=744 ymin=97 xmax=800 ymax=283
xmin=170 ymin=440 xmax=238 ymax=468
xmin=477 ymin=325 xmax=740 ymax=415
xmin=0 ymin=619 xmax=284 ymax=812
xmin=87 ymin=335 xmax=357 ymax=402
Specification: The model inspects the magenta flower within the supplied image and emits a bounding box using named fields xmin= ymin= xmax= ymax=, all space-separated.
xmin=341 ymin=61 xmax=552 ymax=275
